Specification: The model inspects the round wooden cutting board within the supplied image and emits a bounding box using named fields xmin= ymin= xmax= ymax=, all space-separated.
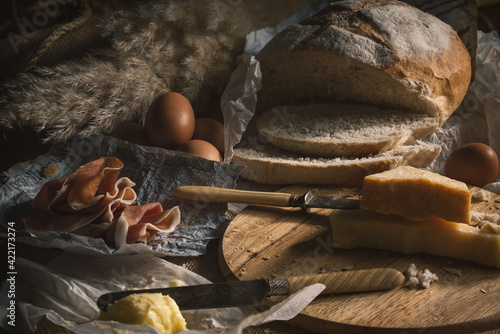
xmin=219 ymin=185 xmax=500 ymax=333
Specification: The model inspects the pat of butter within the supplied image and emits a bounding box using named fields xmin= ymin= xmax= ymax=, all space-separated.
xmin=99 ymin=293 xmax=187 ymax=334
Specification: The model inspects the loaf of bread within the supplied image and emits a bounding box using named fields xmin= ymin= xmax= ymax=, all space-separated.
xmin=232 ymin=142 xmax=441 ymax=186
xmin=256 ymin=103 xmax=438 ymax=157
xmin=329 ymin=209 xmax=500 ymax=269
xmin=256 ymin=0 xmax=471 ymax=126
xmin=232 ymin=0 xmax=472 ymax=186
xmin=361 ymin=166 xmax=471 ymax=224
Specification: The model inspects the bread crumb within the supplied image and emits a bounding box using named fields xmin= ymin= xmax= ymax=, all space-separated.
xmin=405 ymin=264 xmax=439 ymax=289
xmin=44 ymin=163 xmax=58 ymax=177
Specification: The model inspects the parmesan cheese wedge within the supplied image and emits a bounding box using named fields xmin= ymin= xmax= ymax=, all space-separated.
xmin=330 ymin=209 xmax=500 ymax=269
xmin=361 ymin=166 xmax=471 ymax=224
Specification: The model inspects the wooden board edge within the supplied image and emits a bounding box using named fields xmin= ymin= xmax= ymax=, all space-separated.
xmin=218 ymin=235 xmax=239 ymax=281
xmin=289 ymin=311 xmax=500 ymax=334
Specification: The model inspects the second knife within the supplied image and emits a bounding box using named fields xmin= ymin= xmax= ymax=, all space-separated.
xmin=98 ymin=268 xmax=404 ymax=311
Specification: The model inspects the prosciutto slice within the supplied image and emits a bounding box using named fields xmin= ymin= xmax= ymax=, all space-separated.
xmin=104 ymin=203 xmax=181 ymax=248
xmin=23 ymin=182 xmax=137 ymax=235
xmin=32 ymin=157 xmax=128 ymax=213
xmin=22 ymin=157 xmax=181 ymax=247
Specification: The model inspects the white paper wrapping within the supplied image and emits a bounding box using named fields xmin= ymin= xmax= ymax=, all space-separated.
xmin=425 ymin=31 xmax=500 ymax=194
xmin=0 ymin=253 xmax=324 ymax=334
xmin=0 ymin=134 xmax=244 ymax=256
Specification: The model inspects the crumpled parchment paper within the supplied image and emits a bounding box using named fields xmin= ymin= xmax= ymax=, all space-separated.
xmin=0 ymin=133 xmax=244 ymax=256
xmin=424 ymin=31 xmax=500 ymax=194
xmin=0 ymin=253 xmax=324 ymax=334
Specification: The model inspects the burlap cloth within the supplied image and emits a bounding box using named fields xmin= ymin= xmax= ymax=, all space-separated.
xmin=2 ymin=1 xmax=500 ymax=333
xmin=0 ymin=0 xmax=136 ymax=81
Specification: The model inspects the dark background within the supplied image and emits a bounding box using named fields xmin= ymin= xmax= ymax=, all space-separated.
xmin=0 ymin=0 xmax=499 ymax=174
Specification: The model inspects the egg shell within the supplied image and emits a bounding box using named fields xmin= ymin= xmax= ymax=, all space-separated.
xmin=192 ymin=118 xmax=225 ymax=154
xmin=176 ymin=139 xmax=222 ymax=162
xmin=444 ymin=143 xmax=499 ymax=187
xmin=145 ymin=92 xmax=195 ymax=149
xmin=108 ymin=122 xmax=151 ymax=146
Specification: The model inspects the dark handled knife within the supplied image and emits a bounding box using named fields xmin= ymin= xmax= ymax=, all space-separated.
xmin=174 ymin=186 xmax=360 ymax=210
xmin=97 ymin=268 xmax=404 ymax=311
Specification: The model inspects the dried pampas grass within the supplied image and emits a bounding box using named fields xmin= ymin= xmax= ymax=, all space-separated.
xmin=0 ymin=0 xmax=252 ymax=142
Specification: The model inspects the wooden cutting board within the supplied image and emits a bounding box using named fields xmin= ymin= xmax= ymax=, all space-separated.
xmin=219 ymin=185 xmax=500 ymax=333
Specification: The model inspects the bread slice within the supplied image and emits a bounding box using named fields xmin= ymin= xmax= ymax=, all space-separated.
xmin=329 ymin=209 xmax=500 ymax=268
xmin=232 ymin=142 xmax=441 ymax=187
xmin=360 ymin=166 xmax=471 ymax=224
xmin=256 ymin=0 xmax=471 ymax=126
xmin=256 ymin=103 xmax=438 ymax=157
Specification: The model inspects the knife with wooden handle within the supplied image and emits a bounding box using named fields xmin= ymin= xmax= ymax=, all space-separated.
xmin=174 ymin=186 xmax=360 ymax=210
xmin=97 ymin=268 xmax=404 ymax=311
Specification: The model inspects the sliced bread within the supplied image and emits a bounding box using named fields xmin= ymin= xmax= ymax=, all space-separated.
xmin=232 ymin=142 xmax=441 ymax=186
xmin=256 ymin=103 xmax=439 ymax=157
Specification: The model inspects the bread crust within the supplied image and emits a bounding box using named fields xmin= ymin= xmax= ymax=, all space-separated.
xmin=256 ymin=0 xmax=471 ymax=125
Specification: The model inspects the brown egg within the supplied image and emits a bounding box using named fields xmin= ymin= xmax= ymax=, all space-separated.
xmin=108 ymin=122 xmax=151 ymax=146
xmin=444 ymin=143 xmax=499 ymax=187
xmin=176 ymin=139 xmax=222 ymax=162
xmin=145 ymin=92 xmax=195 ymax=149
xmin=192 ymin=118 xmax=225 ymax=154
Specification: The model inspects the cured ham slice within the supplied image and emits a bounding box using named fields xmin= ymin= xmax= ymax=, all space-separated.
xmin=24 ymin=183 xmax=139 ymax=236
xmin=32 ymin=157 xmax=128 ymax=214
xmin=22 ymin=157 xmax=182 ymax=248
xmin=105 ymin=203 xmax=181 ymax=248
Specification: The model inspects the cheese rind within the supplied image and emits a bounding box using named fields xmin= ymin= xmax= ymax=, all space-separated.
xmin=360 ymin=166 xmax=471 ymax=224
xmin=330 ymin=209 xmax=500 ymax=268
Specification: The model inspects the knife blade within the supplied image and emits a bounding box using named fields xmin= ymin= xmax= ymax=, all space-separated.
xmin=97 ymin=268 xmax=404 ymax=311
xmin=173 ymin=186 xmax=360 ymax=210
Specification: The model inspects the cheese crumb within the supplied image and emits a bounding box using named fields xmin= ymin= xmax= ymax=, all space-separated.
xmin=471 ymin=211 xmax=500 ymax=227
xmin=470 ymin=188 xmax=491 ymax=202
xmin=405 ymin=264 xmax=439 ymax=289
xmin=44 ymin=163 xmax=59 ymax=177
